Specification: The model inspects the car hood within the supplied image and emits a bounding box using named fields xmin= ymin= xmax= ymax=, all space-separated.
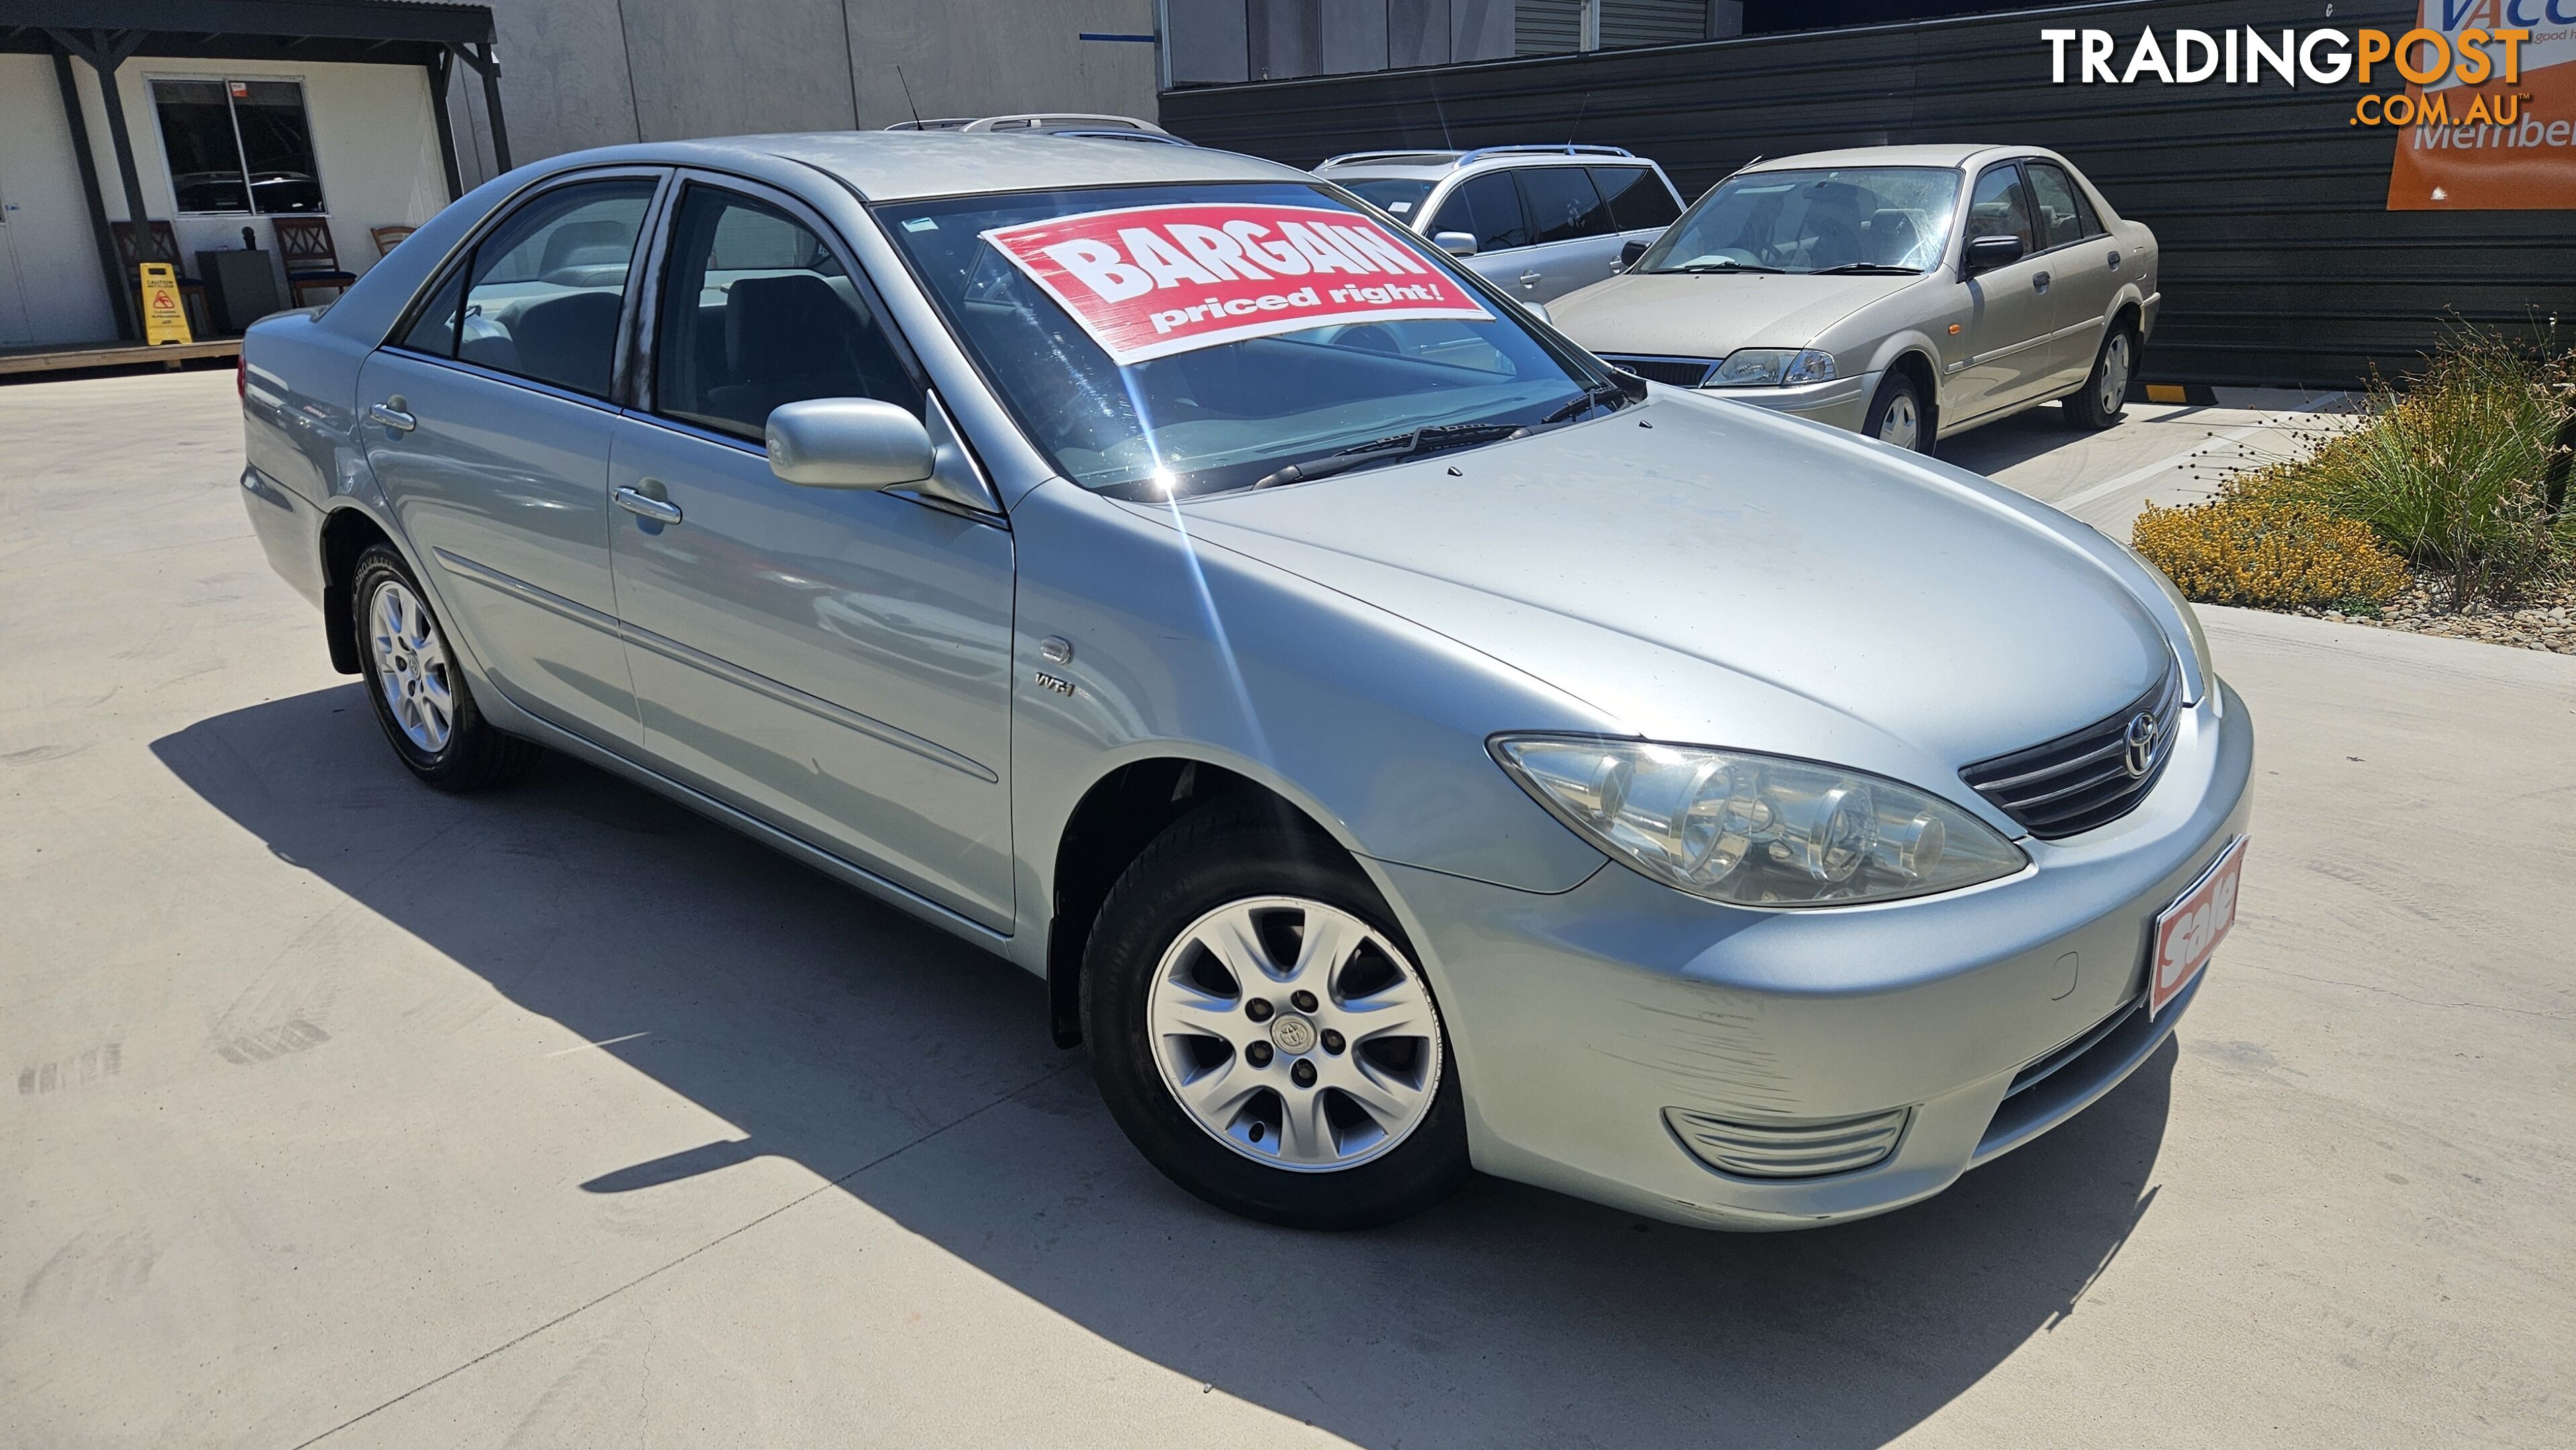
xmin=1547 ymin=270 xmax=1915 ymax=360
xmin=1165 ymin=393 xmax=2172 ymax=774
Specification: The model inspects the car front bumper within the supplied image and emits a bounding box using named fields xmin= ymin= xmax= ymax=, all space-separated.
xmin=1699 ymin=371 xmax=1877 ymax=434
xmin=1372 ymin=677 xmax=2253 ymax=1230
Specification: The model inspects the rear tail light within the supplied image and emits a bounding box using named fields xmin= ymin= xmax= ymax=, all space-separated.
xmin=235 ymin=351 xmax=248 ymax=400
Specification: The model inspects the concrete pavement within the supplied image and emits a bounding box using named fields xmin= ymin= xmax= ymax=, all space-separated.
xmin=3 ymin=371 xmax=2571 ymax=1448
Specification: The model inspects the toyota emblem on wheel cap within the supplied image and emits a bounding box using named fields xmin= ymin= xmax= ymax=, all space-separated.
xmin=2124 ymin=712 xmax=2162 ymax=778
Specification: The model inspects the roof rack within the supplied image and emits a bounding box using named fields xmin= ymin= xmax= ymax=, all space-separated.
xmin=1455 ymin=144 xmax=1637 ymax=164
xmin=1050 ymin=130 xmax=1196 ymax=146
xmin=1317 ymin=149 xmax=1464 ymax=168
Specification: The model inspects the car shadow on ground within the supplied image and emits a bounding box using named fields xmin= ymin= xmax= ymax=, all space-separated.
xmin=155 ymin=685 xmax=2177 ymax=1449
xmin=1931 ymin=401 xmax=2124 ymax=477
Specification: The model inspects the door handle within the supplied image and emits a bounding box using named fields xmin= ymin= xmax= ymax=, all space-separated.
xmin=614 ymin=485 xmax=681 ymax=525
xmin=368 ymin=401 xmax=416 ymax=432
xmin=1519 ymin=271 xmax=1543 ymax=286
xmin=2032 ymin=271 xmax=2051 ymax=294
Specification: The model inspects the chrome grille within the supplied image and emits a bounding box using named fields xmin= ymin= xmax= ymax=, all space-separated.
xmin=1598 ymin=354 xmax=1717 ymax=389
xmin=1960 ymin=661 xmax=2183 ymax=839
xmin=1664 ymin=1106 xmax=1909 ymax=1179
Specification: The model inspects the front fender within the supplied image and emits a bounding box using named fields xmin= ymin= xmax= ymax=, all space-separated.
xmin=1003 ymin=478 xmax=1613 ymax=959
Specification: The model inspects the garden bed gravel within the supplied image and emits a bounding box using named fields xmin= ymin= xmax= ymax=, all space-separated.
xmin=2309 ymin=571 xmax=2576 ymax=655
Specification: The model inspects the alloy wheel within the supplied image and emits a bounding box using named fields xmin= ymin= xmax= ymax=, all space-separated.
xmin=1146 ymin=896 xmax=1443 ymax=1171
xmin=369 ymin=579 xmax=455 ymax=753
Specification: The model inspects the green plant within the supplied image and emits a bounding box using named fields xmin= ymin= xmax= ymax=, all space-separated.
xmin=2132 ymin=491 xmax=2410 ymax=610
xmin=2275 ymin=329 xmax=2572 ymax=608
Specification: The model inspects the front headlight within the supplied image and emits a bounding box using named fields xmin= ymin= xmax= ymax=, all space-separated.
xmin=1707 ymin=348 xmax=1838 ymax=388
xmin=1491 ymin=736 xmax=2028 ymax=907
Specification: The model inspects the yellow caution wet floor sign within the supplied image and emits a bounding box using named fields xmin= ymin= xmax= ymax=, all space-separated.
xmin=140 ymin=262 xmax=193 ymax=345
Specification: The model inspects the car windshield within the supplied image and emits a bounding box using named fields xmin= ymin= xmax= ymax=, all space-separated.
xmin=1331 ymin=177 xmax=1437 ymax=222
xmin=878 ymin=182 xmax=1624 ymax=499
xmin=1637 ymin=166 xmax=1962 ymax=276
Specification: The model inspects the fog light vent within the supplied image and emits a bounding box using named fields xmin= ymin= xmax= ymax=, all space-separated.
xmin=1664 ymin=1106 xmax=1910 ymax=1179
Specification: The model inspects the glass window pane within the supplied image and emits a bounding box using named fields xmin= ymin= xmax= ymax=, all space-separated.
xmin=1966 ymin=165 xmax=2034 ymax=250
xmin=1515 ymin=167 xmax=1609 ymax=244
xmin=398 ymin=266 xmax=467 ymax=357
xmin=234 ymin=81 xmax=324 ymax=214
xmin=654 ymin=187 xmax=920 ymax=440
xmin=2023 ymin=161 xmax=2100 ymax=246
xmin=1590 ymin=167 xmax=1679 ymax=231
xmin=1336 ymin=177 xmax=1435 ymax=221
xmin=459 ymin=179 xmax=656 ymax=397
xmin=1429 ymin=172 xmax=1529 ymax=252
xmin=152 ymin=81 xmax=248 ymax=214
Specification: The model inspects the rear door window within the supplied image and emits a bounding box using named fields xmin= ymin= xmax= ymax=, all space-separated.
xmin=1515 ymin=166 xmax=1610 ymax=245
xmin=2022 ymin=161 xmax=2102 ymax=250
xmin=1428 ymin=171 xmax=1531 ymax=252
xmin=422 ymin=178 xmax=657 ymax=397
xmin=1589 ymin=166 xmax=1680 ymax=231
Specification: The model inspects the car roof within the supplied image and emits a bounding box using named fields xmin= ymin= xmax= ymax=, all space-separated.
xmin=556 ymin=130 xmax=1308 ymax=202
xmin=1315 ymin=144 xmax=1648 ymax=179
xmin=1737 ymin=144 xmax=2033 ymax=173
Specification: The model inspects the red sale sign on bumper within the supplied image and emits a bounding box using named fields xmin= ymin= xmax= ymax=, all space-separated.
xmin=2149 ymin=834 xmax=2245 ymax=1018
xmin=978 ymin=203 xmax=1492 ymax=365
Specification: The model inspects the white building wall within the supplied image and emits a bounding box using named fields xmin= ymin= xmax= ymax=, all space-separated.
xmin=0 ymin=56 xmax=117 ymax=346
xmin=73 ymin=56 xmax=451 ymax=295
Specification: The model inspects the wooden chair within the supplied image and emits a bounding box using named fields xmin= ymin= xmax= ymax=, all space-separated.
xmin=371 ymin=224 xmax=417 ymax=258
xmin=271 ymin=218 xmax=359 ymax=305
xmin=109 ymin=221 xmax=206 ymax=330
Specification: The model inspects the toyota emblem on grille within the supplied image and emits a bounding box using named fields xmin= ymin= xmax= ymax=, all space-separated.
xmin=2124 ymin=712 xmax=2162 ymax=778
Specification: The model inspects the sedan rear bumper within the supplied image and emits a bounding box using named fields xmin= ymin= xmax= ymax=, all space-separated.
xmin=1373 ymin=677 xmax=2252 ymax=1230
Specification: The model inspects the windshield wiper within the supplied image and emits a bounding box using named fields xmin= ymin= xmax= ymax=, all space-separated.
xmin=1539 ymin=381 xmax=1638 ymax=425
xmin=1661 ymin=261 xmax=1785 ymax=275
xmin=1812 ymin=262 xmax=1923 ymax=275
xmin=1250 ymin=422 xmax=1529 ymax=490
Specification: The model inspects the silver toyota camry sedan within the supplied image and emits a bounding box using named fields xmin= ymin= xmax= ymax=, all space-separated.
xmin=238 ymin=133 xmax=2250 ymax=1232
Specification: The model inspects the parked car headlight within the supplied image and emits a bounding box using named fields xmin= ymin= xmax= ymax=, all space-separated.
xmin=1707 ymin=348 xmax=1838 ymax=389
xmin=1491 ymin=736 xmax=2028 ymax=906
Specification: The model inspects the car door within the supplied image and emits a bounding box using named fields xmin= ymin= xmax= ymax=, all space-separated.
xmin=608 ymin=175 xmax=1016 ymax=928
xmin=1946 ymin=161 xmax=2060 ymax=424
xmin=1509 ymin=166 xmax=1619 ymax=303
xmin=1425 ymin=170 xmax=1533 ymax=300
xmin=357 ymin=171 xmax=664 ymax=748
xmin=1589 ymin=164 xmax=1683 ymax=275
xmin=2023 ymin=158 xmax=2121 ymax=389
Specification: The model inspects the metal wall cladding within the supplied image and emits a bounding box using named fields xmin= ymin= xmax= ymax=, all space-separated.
xmin=1163 ymin=0 xmax=2576 ymax=388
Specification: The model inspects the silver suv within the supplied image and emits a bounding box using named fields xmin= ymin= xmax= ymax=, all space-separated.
xmin=1315 ymin=144 xmax=1684 ymax=305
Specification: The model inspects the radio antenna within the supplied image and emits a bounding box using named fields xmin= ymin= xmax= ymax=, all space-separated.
xmin=1566 ymin=90 xmax=1592 ymax=150
xmin=896 ymin=65 xmax=924 ymax=130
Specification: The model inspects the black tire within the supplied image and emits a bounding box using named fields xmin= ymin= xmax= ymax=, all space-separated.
xmin=2066 ymin=324 xmax=2137 ymax=430
xmin=1082 ymin=800 xmax=1473 ymax=1230
xmin=350 ymin=544 xmax=539 ymax=792
xmin=1862 ymin=371 xmax=1932 ymax=453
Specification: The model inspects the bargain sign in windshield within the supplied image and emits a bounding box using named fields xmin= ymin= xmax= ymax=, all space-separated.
xmin=977 ymin=203 xmax=1492 ymax=365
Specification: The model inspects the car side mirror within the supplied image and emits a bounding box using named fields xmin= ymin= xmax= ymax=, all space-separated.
xmin=1964 ymin=234 xmax=2025 ymax=276
xmin=765 ymin=398 xmax=934 ymax=490
xmin=1432 ymin=230 xmax=1478 ymax=257
xmin=1619 ymin=238 xmax=1651 ymax=269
